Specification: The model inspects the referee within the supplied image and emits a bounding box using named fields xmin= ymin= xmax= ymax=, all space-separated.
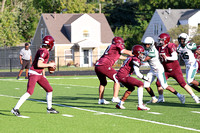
xmin=17 ymin=43 xmax=32 ymax=80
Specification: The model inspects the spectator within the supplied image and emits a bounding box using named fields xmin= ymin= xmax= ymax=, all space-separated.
xmin=17 ymin=43 xmax=32 ymax=79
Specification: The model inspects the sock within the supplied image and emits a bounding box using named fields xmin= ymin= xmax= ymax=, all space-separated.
xmin=138 ymin=87 xmax=143 ymax=106
xmin=159 ymin=94 xmax=163 ymax=99
xmin=190 ymin=93 xmax=195 ymax=97
xmin=14 ymin=92 xmax=31 ymax=110
xmin=120 ymin=100 xmax=124 ymax=105
xmin=176 ymin=93 xmax=181 ymax=97
xmin=46 ymin=92 xmax=52 ymax=109
xmin=152 ymin=96 xmax=157 ymax=100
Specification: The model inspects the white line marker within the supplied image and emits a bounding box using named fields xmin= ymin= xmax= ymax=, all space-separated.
xmin=62 ymin=114 xmax=74 ymax=117
xmin=15 ymin=88 xmax=20 ymax=90
xmin=18 ymin=115 xmax=30 ymax=118
xmin=191 ymin=111 xmax=200 ymax=114
xmin=1 ymin=95 xmax=200 ymax=132
xmin=148 ymin=112 xmax=162 ymax=115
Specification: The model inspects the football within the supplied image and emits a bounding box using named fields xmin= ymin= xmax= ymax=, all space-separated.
xmin=48 ymin=60 xmax=56 ymax=74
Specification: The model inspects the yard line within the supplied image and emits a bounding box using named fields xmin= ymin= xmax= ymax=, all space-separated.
xmin=148 ymin=112 xmax=162 ymax=115
xmin=1 ymin=94 xmax=200 ymax=132
xmin=62 ymin=114 xmax=74 ymax=117
xmin=18 ymin=115 xmax=30 ymax=118
xmin=191 ymin=111 xmax=200 ymax=114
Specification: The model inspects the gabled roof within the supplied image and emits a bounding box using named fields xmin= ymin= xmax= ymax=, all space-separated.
xmin=41 ymin=13 xmax=114 ymax=44
xmin=156 ymin=9 xmax=200 ymax=31
xmin=179 ymin=9 xmax=200 ymax=20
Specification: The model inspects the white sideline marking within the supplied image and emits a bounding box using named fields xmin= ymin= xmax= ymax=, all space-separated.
xmin=1 ymin=94 xmax=200 ymax=132
xmin=148 ymin=112 xmax=162 ymax=115
xmin=191 ymin=111 xmax=200 ymax=114
xmin=18 ymin=115 xmax=30 ymax=118
xmin=15 ymin=88 xmax=20 ymax=90
xmin=62 ymin=114 xmax=74 ymax=117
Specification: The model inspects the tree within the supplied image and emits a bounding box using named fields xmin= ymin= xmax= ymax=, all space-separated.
xmin=0 ymin=10 xmax=21 ymax=46
xmin=60 ymin=0 xmax=96 ymax=13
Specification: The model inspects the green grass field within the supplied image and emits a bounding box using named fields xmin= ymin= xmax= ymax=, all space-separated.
xmin=0 ymin=75 xmax=200 ymax=133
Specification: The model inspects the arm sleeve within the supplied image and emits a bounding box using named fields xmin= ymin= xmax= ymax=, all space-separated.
xmin=133 ymin=65 xmax=143 ymax=79
xmin=166 ymin=51 xmax=178 ymax=61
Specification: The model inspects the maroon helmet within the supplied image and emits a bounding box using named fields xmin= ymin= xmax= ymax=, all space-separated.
xmin=42 ymin=35 xmax=55 ymax=51
xmin=158 ymin=33 xmax=170 ymax=45
xmin=132 ymin=45 xmax=145 ymax=60
xmin=112 ymin=37 xmax=124 ymax=45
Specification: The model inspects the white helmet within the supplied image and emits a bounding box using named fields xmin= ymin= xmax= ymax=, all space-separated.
xmin=143 ymin=37 xmax=154 ymax=50
xmin=178 ymin=33 xmax=189 ymax=45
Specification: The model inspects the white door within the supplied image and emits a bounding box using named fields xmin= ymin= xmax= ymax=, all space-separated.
xmin=82 ymin=49 xmax=92 ymax=67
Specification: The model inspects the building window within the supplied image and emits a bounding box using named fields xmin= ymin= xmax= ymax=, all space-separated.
xmin=160 ymin=24 xmax=163 ymax=32
xmin=64 ymin=49 xmax=73 ymax=60
xmin=154 ymin=24 xmax=159 ymax=35
xmin=83 ymin=30 xmax=89 ymax=37
xmin=41 ymin=28 xmax=44 ymax=39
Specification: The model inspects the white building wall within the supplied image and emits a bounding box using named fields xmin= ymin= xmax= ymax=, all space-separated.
xmin=142 ymin=11 xmax=167 ymax=42
xmin=71 ymin=14 xmax=101 ymax=43
xmin=188 ymin=11 xmax=200 ymax=37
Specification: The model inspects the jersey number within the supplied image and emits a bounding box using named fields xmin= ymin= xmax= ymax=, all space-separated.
xmin=181 ymin=52 xmax=189 ymax=59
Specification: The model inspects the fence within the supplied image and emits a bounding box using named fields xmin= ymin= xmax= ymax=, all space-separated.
xmin=0 ymin=54 xmax=185 ymax=72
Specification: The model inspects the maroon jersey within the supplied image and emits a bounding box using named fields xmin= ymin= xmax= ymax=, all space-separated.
xmin=194 ymin=45 xmax=200 ymax=70
xmin=96 ymin=43 xmax=125 ymax=66
xmin=157 ymin=43 xmax=180 ymax=72
xmin=30 ymin=48 xmax=49 ymax=74
xmin=117 ymin=56 xmax=141 ymax=77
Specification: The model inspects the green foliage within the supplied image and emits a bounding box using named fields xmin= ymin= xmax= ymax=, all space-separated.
xmin=0 ymin=10 xmax=21 ymax=46
xmin=33 ymin=0 xmax=62 ymax=13
xmin=60 ymin=0 xmax=96 ymax=13
xmin=168 ymin=25 xmax=189 ymax=43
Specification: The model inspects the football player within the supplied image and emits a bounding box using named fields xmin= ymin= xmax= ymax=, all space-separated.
xmin=115 ymin=45 xmax=150 ymax=110
xmin=95 ymin=37 xmax=133 ymax=104
xmin=156 ymin=33 xmax=199 ymax=103
xmin=177 ymin=33 xmax=200 ymax=94
xmin=11 ymin=35 xmax=59 ymax=116
xmin=195 ymin=45 xmax=200 ymax=72
xmin=142 ymin=36 xmax=185 ymax=104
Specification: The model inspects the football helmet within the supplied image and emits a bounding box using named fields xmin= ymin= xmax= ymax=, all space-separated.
xmin=178 ymin=33 xmax=189 ymax=46
xmin=158 ymin=33 xmax=170 ymax=45
xmin=112 ymin=37 xmax=124 ymax=45
xmin=42 ymin=35 xmax=55 ymax=51
xmin=132 ymin=45 xmax=145 ymax=60
xmin=143 ymin=37 xmax=154 ymax=50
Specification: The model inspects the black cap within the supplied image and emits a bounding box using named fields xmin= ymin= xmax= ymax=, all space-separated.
xmin=25 ymin=43 xmax=29 ymax=46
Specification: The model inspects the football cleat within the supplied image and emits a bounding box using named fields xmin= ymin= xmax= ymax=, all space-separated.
xmin=98 ymin=99 xmax=110 ymax=104
xmin=111 ymin=97 xmax=120 ymax=103
xmin=47 ymin=108 xmax=59 ymax=114
xmin=193 ymin=95 xmax=200 ymax=104
xmin=11 ymin=108 xmax=21 ymax=116
xmin=137 ymin=104 xmax=150 ymax=111
xmin=16 ymin=76 xmax=20 ymax=80
xmin=146 ymin=98 xmax=158 ymax=104
xmin=157 ymin=98 xmax=165 ymax=103
xmin=178 ymin=95 xmax=185 ymax=104
xmin=116 ymin=103 xmax=125 ymax=109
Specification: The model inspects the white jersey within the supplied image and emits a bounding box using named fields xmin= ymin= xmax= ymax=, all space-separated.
xmin=177 ymin=42 xmax=197 ymax=66
xmin=145 ymin=46 xmax=163 ymax=72
xmin=144 ymin=46 xmax=168 ymax=89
